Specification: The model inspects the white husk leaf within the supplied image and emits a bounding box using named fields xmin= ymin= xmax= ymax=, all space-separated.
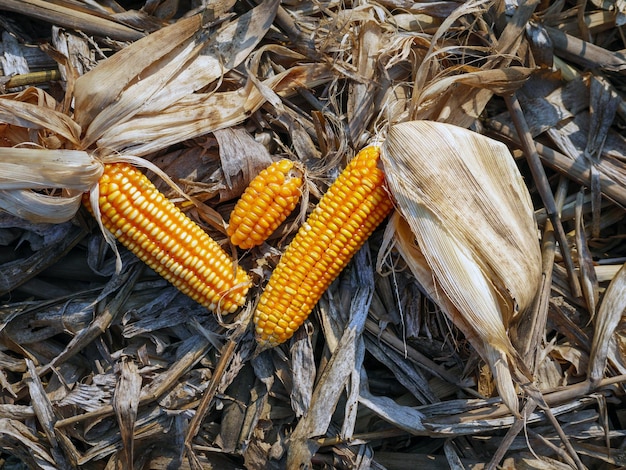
xmin=0 ymin=189 xmax=83 ymax=224
xmin=381 ymin=120 xmax=542 ymax=412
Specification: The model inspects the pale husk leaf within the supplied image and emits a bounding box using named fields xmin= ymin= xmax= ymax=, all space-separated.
xmin=385 ymin=214 xmax=486 ymax=357
xmin=0 ymin=148 xmax=102 ymax=223
xmin=381 ymin=121 xmax=542 ymax=412
xmin=0 ymin=190 xmax=84 ymax=224
xmin=384 ymin=213 xmax=504 ymax=404
xmin=0 ymin=148 xmax=101 ymax=190
xmin=382 ymin=121 xmax=541 ymax=324
xmin=589 ymin=263 xmax=626 ymax=384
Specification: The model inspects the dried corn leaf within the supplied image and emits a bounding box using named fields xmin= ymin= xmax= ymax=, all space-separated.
xmin=413 ymin=67 xmax=534 ymax=124
xmin=213 ymin=127 xmax=273 ymax=199
xmin=113 ymin=358 xmax=142 ymax=468
xmin=287 ymin=251 xmax=374 ymax=467
xmin=346 ymin=20 xmax=382 ymax=147
xmin=96 ymin=64 xmax=332 ymax=155
xmin=76 ymin=0 xmax=279 ymax=150
xmin=381 ymin=121 xmax=542 ymax=412
xmin=0 ymin=91 xmax=81 ymax=146
xmin=589 ymin=263 xmax=626 ymax=384
xmin=0 ymin=418 xmax=56 ymax=469
xmin=575 ymin=190 xmax=599 ymax=318
xmin=0 ymin=0 xmax=144 ymax=42
xmin=72 ymin=14 xmax=201 ymax=131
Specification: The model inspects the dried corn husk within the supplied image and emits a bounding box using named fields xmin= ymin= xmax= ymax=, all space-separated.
xmin=0 ymin=148 xmax=101 ymax=223
xmin=589 ymin=263 xmax=626 ymax=385
xmin=381 ymin=121 xmax=542 ymax=413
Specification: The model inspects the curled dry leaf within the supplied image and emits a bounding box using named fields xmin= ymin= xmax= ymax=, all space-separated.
xmin=0 ymin=148 xmax=102 ymax=223
xmin=381 ymin=120 xmax=542 ymax=413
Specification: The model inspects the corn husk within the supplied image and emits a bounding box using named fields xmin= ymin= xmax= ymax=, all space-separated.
xmin=0 ymin=148 xmax=101 ymax=223
xmin=381 ymin=120 xmax=543 ymax=413
xmin=589 ymin=263 xmax=626 ymax=384
xmin=74 ymin=0 xmax=280 ymax=151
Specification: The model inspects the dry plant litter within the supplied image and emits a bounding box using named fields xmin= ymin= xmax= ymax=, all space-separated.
xmin=0 ymin=0 xmax=624 ymax=469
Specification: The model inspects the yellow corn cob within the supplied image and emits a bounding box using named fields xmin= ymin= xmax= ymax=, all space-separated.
xmin=83 ymin=162 xmax=251 ymax=313
xmin=227 ymin=159 xmax=303 ymax=249
xmin=254 ymin=146 xmax=393 ymax=348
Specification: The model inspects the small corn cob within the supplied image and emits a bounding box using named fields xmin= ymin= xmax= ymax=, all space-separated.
xmin=227 ymin=159 xmax=303 ymax=249
xmin=254 ymin=146 xmax=393 ymax=348
xmin=83 ymin=162 xmax=251 ymax=313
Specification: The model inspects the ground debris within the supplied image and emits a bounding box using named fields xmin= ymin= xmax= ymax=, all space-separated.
xmin=0 ymin=1 xmax=624 ymax=468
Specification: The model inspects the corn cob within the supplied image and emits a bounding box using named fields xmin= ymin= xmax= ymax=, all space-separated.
xmin=83 ymin=162 xmax=251 ymax=313
xmin=254 ymin=146 xmax=393 ymax=348
xmin=227 ymin=159 xmax=303 ymax=249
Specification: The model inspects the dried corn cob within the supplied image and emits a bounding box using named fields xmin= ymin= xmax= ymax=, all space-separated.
xmin=254 ymin=146 xmax=393 ymax=348
xmin=227 ymin=159 xmax=303 ymax=249
xmin=83 ymin=162 xmax=251 ymax=313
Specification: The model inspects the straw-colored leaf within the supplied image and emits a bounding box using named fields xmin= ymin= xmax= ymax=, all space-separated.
xmin=76 ymin=0 xmax=279 ymax=149
xmin=589 ymin=263 xmax=626 ymax=384
xmin=413 ymin=67 xmax=534 ymax=124
xmin=0 ymin=92 xmax=81 ymax=146
xmin=96 ymin=64 xmax=332 ymax=155
xmin=0 ymin=148 xmax=102 ymax=223
xmin=381 ymin=120 xmax=542 ymax=412
xmin=72 ymin=14 xmax=201 ymax=130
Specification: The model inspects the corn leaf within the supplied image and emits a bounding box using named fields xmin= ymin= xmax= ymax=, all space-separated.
xmin=76 ymin=0 xmax=279 ymax=150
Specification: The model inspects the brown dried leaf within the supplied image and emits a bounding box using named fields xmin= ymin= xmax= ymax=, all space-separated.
xmin=413 ymin=67 xmax=534 ymax=124
xmin=96 ymin=64 xmax=332 ymax=155
xmin=0 ymin=417 xmax=56 ymax=469
xmin=346 ymin=20 xmax=382 ymax=147
xmin=0 ymin=90 xmax=81 ymax=146
xmin=77 ymin=0 xmax=279 ymax=150
xmin=575 ymin=190 xmax=599 ymax=318
xmin=287 ymin=251 xmax=374 ymax=466
xmin=73 ymin=14 xmax=201 ymax=132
